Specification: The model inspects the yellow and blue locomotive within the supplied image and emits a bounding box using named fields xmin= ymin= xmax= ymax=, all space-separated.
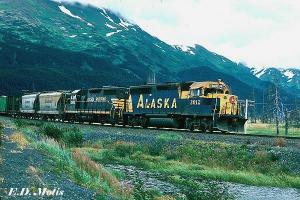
xmin=124 ymin=80 xmax=246 ymax=133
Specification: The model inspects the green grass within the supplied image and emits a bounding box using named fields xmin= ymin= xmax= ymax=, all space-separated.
xmin=85 ymin=139 xmax=300 ymax=189
xmin=16 ymin=121 xmax=175 ymax=200
xmin=246 ymin=122 xmax=300 ymax=137
xmin=31 ymin=138 xmax=132 ymax=199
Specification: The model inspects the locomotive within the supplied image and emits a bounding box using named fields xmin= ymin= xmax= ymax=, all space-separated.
xmin=0 ymin=80 xmax=246 ymax=133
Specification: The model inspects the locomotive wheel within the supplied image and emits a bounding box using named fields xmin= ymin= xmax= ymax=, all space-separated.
xmin=189 ymin=124 xmax=194 ymax=132
xmin=141 ymin=117 xmax=148 ymax=129
xmin=200 ymin=125 xmax=207 ymax=133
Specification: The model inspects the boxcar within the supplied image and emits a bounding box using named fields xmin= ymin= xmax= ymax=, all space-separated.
xmin=7 ymin=96 xmax=21 ymax=115
xmin=0 ymin=96 xmax=7 ymax=114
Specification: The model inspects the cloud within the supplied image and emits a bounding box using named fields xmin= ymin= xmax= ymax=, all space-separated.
xmin=57 ymin=0 xmax=300 ymax=68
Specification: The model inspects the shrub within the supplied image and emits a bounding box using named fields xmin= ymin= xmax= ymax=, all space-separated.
xmin=62 ymin=128 xmax=83 ymax=147
xmin=177 ymin=144 xmax=199 ymax=162
xmin=132 ymin=178 xmax=160 ymax=200
xmin=174 ymin=178 xmax=233 ymax=200
xmin=13 ymin=119 xmax=27 ymax=128
xmin=274 ymin=137 xmax=286 ymax=147
xmin=113 ymin=141 xmax=139 ymax=157
xmin=157 ymin=133 xmax=182 ymax=142
xmin=14 ymin=119 xmax=44 ymax=128
xmin=162 ymin=146 xmax=180 ymax=160
xmin=41 ymin=124 xmax=63 ymax=141
xmin=40 ymin=125 xmax=83 ymax=147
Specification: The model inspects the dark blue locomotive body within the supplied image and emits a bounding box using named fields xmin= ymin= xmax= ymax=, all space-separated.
xmin=125 ymin=82 xmax=245 ymax=132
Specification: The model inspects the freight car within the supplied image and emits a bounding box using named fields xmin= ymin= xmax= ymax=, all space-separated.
xmin=0 ymin=96 xmax=7 ymax=114
xmin=124 ymin=80 xmax=246 ymax=133
xmin=20 ymin=93 xmax=40 ymax=118
xmin=37 ymin=91 xmax=68 ymax=120
xmin=0 ymin=96 xmax=20 ymax=116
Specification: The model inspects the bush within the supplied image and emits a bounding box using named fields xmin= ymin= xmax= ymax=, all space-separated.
xmin=184 ymin=181 xmax=233 ymax=200
xmin=133 ymin=178 xmax=160 ymax=200
xmin=14 ymin=119 xmax=44 ymax=128
xmin=113 ymin=141 xmax=139 ymax=157
xmin=40 ymin=125 xmax=83 ymax=147
xmin=13 ymin=119 xmax=27 ymax=128
xmin=162 ymin=146 xmax=180 ymax=160
xmin=274 ymin=137 xmax=286 ymax=147
xmin=41 ymin=125 xmax=63 ymax=141
xmin=62 ymin=128 xmax=83 ymax=147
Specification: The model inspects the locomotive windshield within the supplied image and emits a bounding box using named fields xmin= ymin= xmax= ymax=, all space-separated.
xmin=190 ymin=88 xmax=224 ymax=97
xmin=204 ymin=88 xmax=224 ymax=95
xmin=189 ymin=80 xmax=230 ymax=97
xmin=190 ymin=89 xmax=201 ymax=97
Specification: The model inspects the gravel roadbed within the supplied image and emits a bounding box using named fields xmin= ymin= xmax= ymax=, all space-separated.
xmin=0 ymin=128 xmax=95 ymax=200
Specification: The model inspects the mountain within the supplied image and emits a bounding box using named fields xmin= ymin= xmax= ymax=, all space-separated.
xmin=0 ymin=0 xmax=288 ymax=102
xmin=252 ymin=67 xmax=300 ymax=97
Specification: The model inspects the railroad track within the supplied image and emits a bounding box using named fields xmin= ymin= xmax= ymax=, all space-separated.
xmin=3 ymin=115 xmax=300 ymax=141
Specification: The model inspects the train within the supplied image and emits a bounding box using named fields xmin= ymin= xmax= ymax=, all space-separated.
xmin=0 ymin=80 xmax=247 ymax=133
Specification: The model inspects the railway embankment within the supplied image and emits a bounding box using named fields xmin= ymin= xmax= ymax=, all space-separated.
xmin=1 ymin=117 xmax=300 ymax=199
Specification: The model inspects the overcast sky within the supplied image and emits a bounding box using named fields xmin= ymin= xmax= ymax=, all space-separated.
xmin=59 ymin=0 xmax=300 ymax=68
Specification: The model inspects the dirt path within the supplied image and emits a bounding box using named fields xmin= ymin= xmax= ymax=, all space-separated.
xmin=0 ymin=127 xmax=95 ymax=199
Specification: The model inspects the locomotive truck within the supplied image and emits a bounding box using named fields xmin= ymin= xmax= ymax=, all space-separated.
xmin=0 ymin=80 xmax=246 ymax=133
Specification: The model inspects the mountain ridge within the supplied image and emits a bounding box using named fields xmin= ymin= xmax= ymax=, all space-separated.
xmin=0 ymin=0 xmax=295 ymax=103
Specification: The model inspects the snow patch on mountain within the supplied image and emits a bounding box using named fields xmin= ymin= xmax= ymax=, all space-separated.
xmin=154 ymin=44 xmax=165 ymax=52
xmin=118 ymin=18 xmax=133 ymax=30
xmin=100 ymin=9 xmax=115 ymax=24
xmin=105 ymin=23 xmax=116 ymax=29
xmin=59 ymin=5 xmax=93 ymax=27
xmin=283 ymin=70 xmax=295 ymax=79
xmin=176 ymin=45 xmax=195 ymax=55
xmin=154 ymin=44 xmax=162 ymax=49
xmin=106 ymin=30 xmax=122 ymax=37
xmin=253 ymin=68 xmax=267 ymax=78
xmin=59 ymin=5 xmax=82 ymax=20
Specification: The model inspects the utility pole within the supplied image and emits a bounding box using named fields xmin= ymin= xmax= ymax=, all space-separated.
xmin=274 ymin=85 xmax=280 ymax=136
xmin=262 ymin=89 xmax=265 ymax=122
xmin=285 ymin=108 xmax=289 ymax=136
xmin=245 ymin=99 xmax=248 ymax=119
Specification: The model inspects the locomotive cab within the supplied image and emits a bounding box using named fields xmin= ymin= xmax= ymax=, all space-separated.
xmin=189 ymin=79 xmax=229 ymax=97
xmin=189 ymin=80 xmax=240 ymax=116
